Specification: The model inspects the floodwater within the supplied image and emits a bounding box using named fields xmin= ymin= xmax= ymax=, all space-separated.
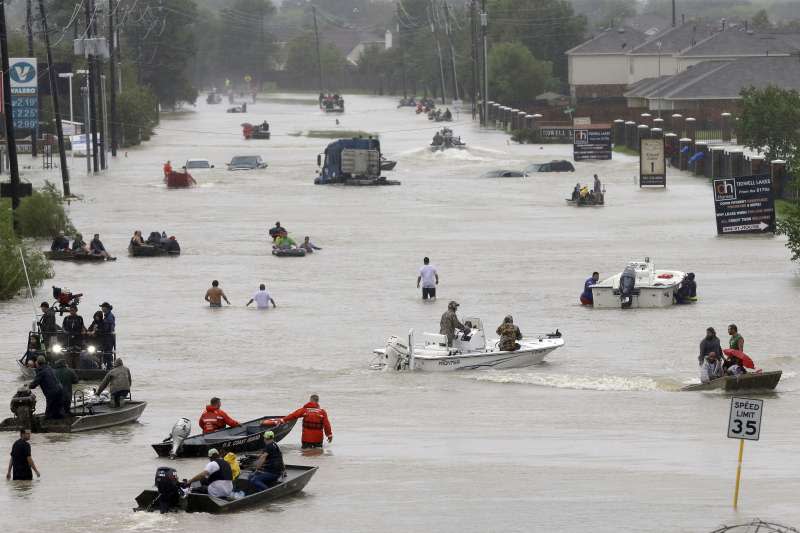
xmin=1 ymin=94 xmax=799 ymax=533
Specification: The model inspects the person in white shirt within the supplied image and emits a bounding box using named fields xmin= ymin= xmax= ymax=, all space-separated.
xmin=246 ymin=284 xmax=276 ymax=309
xmin=416 ymin=257 xmax=439 ymax=300
xmin=186 ymin=448 xmax=233 ymax=498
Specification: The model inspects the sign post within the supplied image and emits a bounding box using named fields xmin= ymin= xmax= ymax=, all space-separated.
xmin=639 ymin=138 xmax=666 ymax=187
xmin=712 ymin=175 xmax=775 ymax=235
xmin=727 ymin=397 xmax=764 ymax=509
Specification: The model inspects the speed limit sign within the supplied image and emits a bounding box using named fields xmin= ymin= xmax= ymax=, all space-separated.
xmin=728 ymin=397 xmax=763 ymax=441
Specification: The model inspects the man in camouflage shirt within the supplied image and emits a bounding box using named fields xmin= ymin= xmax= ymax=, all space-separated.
xmin=496 ymin=315 xmax=522 ymax=351
xmin=439 ymin=301 xmax=464 ymax=346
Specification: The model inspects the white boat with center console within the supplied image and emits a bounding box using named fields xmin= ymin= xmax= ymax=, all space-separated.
xmin=372 ymin=318 xmax=564 ymax=371
xmin=591 ymin=258 xmax=686 ymax=309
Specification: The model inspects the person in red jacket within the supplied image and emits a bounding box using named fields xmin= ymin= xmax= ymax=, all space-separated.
xmin=199 ymin=397 xmax=240 ymax=434
xmin=281 ymin=394 xmax=333 ymax=448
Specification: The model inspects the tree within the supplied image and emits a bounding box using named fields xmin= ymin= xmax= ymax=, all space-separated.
xmin=284 ymin=32 xmax=348 ymax=90
xmin=488 ymin=42 xmax=555 ymax=105
xmin=571 ymin=0 xmax=637 ymax=30
xmin=777 ymin=201 xmax=800 ymax=263
xmin=751 ymin=9 xmax=772 ymax=30
xmin=739 ymin=86 xmax=800 ymax=165
xmin=488 ymin=0 xmax=586 ymax=85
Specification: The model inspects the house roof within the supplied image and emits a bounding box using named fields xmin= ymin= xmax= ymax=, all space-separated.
xmin=630 ymin=22 xmax=716 ymax=54
xmin=680 ymin=29 xmax=800 ymax=57
xmin=622 ymin=13 xmax=671 ymax=36
xmin=566 ymin=26 xmax=648 ymax=55
xmin=626 ymin=56 xmax=800 ymax=101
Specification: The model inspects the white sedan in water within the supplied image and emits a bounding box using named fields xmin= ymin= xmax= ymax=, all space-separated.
xmin=183 ymin=159 xmax=214 ymax=172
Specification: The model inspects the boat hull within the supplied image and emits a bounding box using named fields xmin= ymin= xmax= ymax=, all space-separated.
xmin=134 ymin=464 xmax=317 ymax=514
xmin=0 ymin=401 xmax=146 ymax=433
xmin=682 ymin=370 xmax=782 ymax=392
xmin=151 ymin=417 xmax=297 ymax=457
xmin=591 ymin=285 xmax=678 ymax=309
xmin=129 ymin=244 xmax=179 ymax=257
xmin=164 ymin=171 xmax=194 ymax=188
xmin=44 ymin=251 xmax=106 ymax=262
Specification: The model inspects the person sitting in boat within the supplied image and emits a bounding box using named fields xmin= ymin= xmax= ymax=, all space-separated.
xmin=250 ymin=431 xmax=285 ymax=491
xmin=186 ymin=448 xmax=234 ymax=499
xmin=71 ymin=233 xmax=89 ymax=253
xmin=268 ymin=221 xmax=284 ymax=241
xmin=461 ymin=321 xmax=474 ymax=341
xmin=274 ymin=230 xmax=297 ymax=250
xmin=130 ymin=230 xmax=144 ymax=247
xmin=496 ymin=315 xmax=522 ymax=351
xmin=443 ymin=108 xmax=452 ymax=121
xmin=90 ymin=233 xmax=115 ymax=260
xmin=146 ymin=231 xmax=162 ymax=245
xmin=164 ymin=236 xmax=180 ymax=253
xmin=299 ymin=236 xmax=321 ymax=254
xmin=432 ymin=131 xmax=443 ymax=146
xmin=199 ymin=397 xmax=240 ymax=434
xmin=579 ymin=186 xmax=590 ymax=202
xmin=260 ymin=120 xmax=269 ymax=131
xmin=22 ymin=337 xmax=43 ymax=367
xmin=51 ymin=231 xmax=70 ymax=252
xmin=95 ymin=358 xmax=132 ymax=408
xmin=726 ymin=356 xmax=747 ymax=376
xmin=698 ymin=327 xmax=722 ymax=366
xmin=440 ymin=301 xmax=464 ymax=347
xmin=700 ymin=352 xmax=725 ymax=384
xmin=571 ymin=183 xmax=581 ymax=201
xmin=580 ymin=272 xmax=599 ymax=305
xmin=163 ymin=160 xmax=172 ymax=177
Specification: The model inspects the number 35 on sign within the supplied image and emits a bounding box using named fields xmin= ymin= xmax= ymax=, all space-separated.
xmin=728 ymin=397 xmax=763 ymax=441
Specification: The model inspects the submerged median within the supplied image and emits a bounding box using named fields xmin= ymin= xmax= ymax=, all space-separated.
xmin=289 ymin=130 xmax=379 ymax=139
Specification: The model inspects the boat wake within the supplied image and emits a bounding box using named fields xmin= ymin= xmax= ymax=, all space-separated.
xmin=467 ymin=371 xmax=682 ymax=391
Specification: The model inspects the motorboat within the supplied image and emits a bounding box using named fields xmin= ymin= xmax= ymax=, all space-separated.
xmin=164 ymin=170 xmax=196 ymax=188
xmin=566 ymin=189 xmax=605 ymax=206
xmin=226 ymin=103 xmax=247 ymax=113
xmin=206 ymin=92 xmax=222 ymax=104
xmin=681 ymin=371 xmax=782 ymax=392
xmin=430 ymin=128 xmax=465 ymax=151
xmin=590 ymin=258 xmax=686 ymax=309
xmin=152 ymin=416 xmax=296 ymax=458
xmin=373 ymin=318 xmax=564 ymax=372
xmin=242 ymin=122 xmax=270 ymax=140
xmin=129 ymin=243 xmax=180 ymax=257
xmin=134 ymin=463 xmax=318 ymax=514
xmin=1 ymin=390 xmax=146 ymax=433
xmin=44 ymin=250 xmax=107 ymax=262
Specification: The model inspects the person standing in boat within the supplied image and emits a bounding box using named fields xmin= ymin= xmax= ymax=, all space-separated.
xmin=700 ymin=352 xmax=725 ymax=384
xmin=440 ymin=301 xmax=465 ymax=346
xmin=199 ymin=397 xmax=240 ymax=434
xmin=204 ymin=280 xmax=231 ymax=308
xmin=29 ymin=357 xmax=64 ymax=419
xmin=6 ymin=429 xmax=40 ymax=481
xmin=278 ymin=394 xmax=333 ymax=449
xmin=698 ymin=327 xmax=722 ymax=366
xmin=728 ymin=324 xmax=744 ymax=352
xmin=186 ymin=448 xmax=233 ymax=498
xmin=250 ymin=431 xmax=285 ymax=491
xmin=417 ymin=257 xmax=439 ymax=300
xmin=38 ymin=302 xmax=58 ymax=346
xmin=50 ymin=230 xmax=70 ymax=252
xmin=95 ymin=358 xmax=132 ymax=408
xmin=580 ymin=272 xmax=599 ymax=305
xmin=496 ymin=316 xmax=522 ymax=352
xmin=163 ymin=160 xmax=172 ymax=177
xmin=100 ymin=302 xmax=116 ymax=368
xmin=62 ymin=305 xmax=86 ymax=351
xmin=53 ymin=360 xmax=78 ymax=414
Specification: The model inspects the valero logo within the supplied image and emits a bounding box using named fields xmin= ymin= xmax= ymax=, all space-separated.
xmin=10 ymin=62 xmax=36 ymax=84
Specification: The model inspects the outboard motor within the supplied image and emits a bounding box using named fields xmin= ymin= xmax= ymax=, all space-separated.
xmin=154 ymin=466 xmax=184 ymax=513
xmin=619 ymin=266 xmax=637 ymax=309
xmin=168 ymin=418 xmax=192 ymax=458
xmin=10 ymin=387 xmax=36 ymax=429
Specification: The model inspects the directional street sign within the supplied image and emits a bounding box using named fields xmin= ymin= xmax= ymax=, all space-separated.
xmin=728 ymin=397 xmax=763 ymax=441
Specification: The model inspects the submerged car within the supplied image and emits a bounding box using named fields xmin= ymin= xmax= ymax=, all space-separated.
xmin=183 ymin=159 xmax=214 ymax=171
xmin=227 ymin=155 xmax=268 ymax=171
xmin=526 ymin=160 xmax=575 ymax=173
xmin=482 ymin=169 xmax=526 ymax=178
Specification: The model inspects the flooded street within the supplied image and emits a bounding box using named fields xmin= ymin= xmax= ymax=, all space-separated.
xmin=2 ymin=94 xmax=799 ymax=532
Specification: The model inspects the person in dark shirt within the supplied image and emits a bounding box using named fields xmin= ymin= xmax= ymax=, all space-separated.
xmin=53 ymin=360 xmax=79 ymax=414
xmin=38 ymin=302 xmax=58 ymax=339
xmin=250 ymin=431 xmax=285 ymax=491
xmin=698 ymin=327 xmax=722 ymax=366
xmin=21 ymin=338 xmax=42 ymax=367
xmin=50 ymin=231 xmax=69 ymax=252
xmin=71 ymin=233 xmax=88 ymax=253
xmin=29 ymin=357 xmax=64 ymax=419
xmin=6 ymin=429 xmax=40 ymax=480
xmin=90 ymin=233 xmax=115 ymax=260
xmin=62 ymin=305 xmax=86 ymax=350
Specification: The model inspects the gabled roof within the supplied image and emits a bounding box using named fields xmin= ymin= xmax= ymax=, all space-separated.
xmin=566 ymin=26 xmax=648 ymax=55
xmin=680 ymin=30 xmax=800 ymax=57
xmin=630 ymin=22 xmax=716 ymax=54
xmin=624 ymin=61 xmax=728 ymax=98
xmin=626 ymin=56 xmax=800 ymax=101
xmin=622 ymin=13 xmax=671 ymax=36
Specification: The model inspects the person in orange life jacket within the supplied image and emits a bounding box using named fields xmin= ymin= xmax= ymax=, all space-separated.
xmin=199 ymin=397 xmax=240 ymax=434
xmin=278 ymin=394 xmax=332 ymax=449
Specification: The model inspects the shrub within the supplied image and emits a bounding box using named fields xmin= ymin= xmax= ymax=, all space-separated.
xmin=0 ymin=215 xmax=54 ymax=301
xmin=14 ymin=181 xmax=75 ymax=239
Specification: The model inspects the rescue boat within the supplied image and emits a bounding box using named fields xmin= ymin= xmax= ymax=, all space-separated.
xmin=164 ymin=170 xmax=196 ymax=188
xmin=590 ymin=258 xmax=686 ymax=309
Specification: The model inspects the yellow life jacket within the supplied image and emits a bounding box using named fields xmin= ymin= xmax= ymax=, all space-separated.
xmin=223 ymin=452 xmax=241 ymax=479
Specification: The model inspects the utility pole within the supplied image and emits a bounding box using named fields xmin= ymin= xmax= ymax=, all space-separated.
xmin=108 ymin=0 xmax=117 ymax=156
xmin=429 ymin=1 xmax=447 ymax=105
xmin=481 ymin=0 xmax=488 ymax=126
xmin=38 ymin=0 xmax=70 ymax=196
xmin=25 ymin=0 xmax=37 ymax=157
xmin=396 ymin=4 xmax=407 ymax=99
xmin=85 ymin=0 xmax=99 ymax=172
xmin=0 ymin=0 xmax=24 ymax=234
xmin=311 ymin=6 xmax=324 ymax=93
xmin=93 ymin=1 xmax=106 ymax=171
xmin=672 ymin=0 xmax=676 ymax=27
xmin=442 ymin=1 xmax=459 ymax=102
xmin=470 ymin=0 xmax=478 ymax=119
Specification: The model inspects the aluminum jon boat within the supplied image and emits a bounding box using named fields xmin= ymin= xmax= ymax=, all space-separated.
xmin=0 ymin=398 xmax=146 ymax=433
xmin=681 ymin=371 xmax=782 ymax=392
xmin=134 ymin=464 xmax=318 ymax=514
xmin=373 ymin=318 xmax=564 ymax=371
xmin=152 ymin=416 xmax=297 ymax=458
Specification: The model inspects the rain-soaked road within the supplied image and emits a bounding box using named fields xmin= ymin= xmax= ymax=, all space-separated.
xmin=1 ymin=94 xmax=799 ymax=532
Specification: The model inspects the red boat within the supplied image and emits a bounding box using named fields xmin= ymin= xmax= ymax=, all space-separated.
xmin=164 ymin=170 xmax=196 ymax=188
